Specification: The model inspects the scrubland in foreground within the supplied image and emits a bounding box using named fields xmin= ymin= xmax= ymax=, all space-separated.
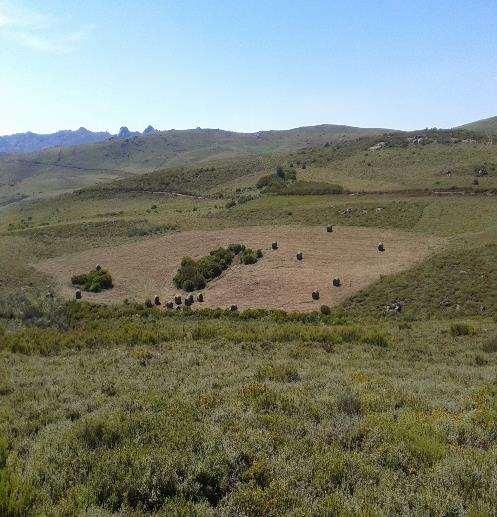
xmin=1 ymin=300 xmax=497 ymax=515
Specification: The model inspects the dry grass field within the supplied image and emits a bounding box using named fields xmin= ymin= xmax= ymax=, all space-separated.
xmin=36 ymin=225 xmax=444 ymax=311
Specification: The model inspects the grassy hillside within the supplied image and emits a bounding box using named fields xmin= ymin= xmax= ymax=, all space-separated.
xmin=70 ymin=128 xmax=497 ymax=202
xmin=458 ymin=115 xmax=497 ymax=135
xmin=0 ymin=125 xmax=387 ymax=206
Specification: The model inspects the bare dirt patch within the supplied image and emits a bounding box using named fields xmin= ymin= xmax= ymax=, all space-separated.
xmin=35 ymin=225 xmax=444 ymax=311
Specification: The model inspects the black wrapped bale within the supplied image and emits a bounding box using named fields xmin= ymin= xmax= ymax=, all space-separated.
xmin=154 ymin=295 xmax=161 ymax=306
xmin=271 ymin=242 xmax=278 ymax=250
xmin=165 ymin=301 xmax=174 ymax=310
xmin=75 ymin=289 xmax=82 ymax=300
xmin=332 ymin=278 xmax=341 ymax=287
xmin=197 ymin=293 xmax=204 ymax=302
xmin=187 ymin=294 xmax=194 ymax=303
xmin=96 ymin=264 xmax=102 ymax=271
xmin=296 ymin=252 xmax=303 ymax=261
xmin=174 ymin=295 xmax=182 ymax=305
xmin=326 ymin=225 xmax=333 ymax=233
xmin=185 ymin=298 xmax=192 ymax=307
xmin=144 ymin=298 xmax=153 ymax=308
xmin=320 ymin=305 xmax=331 ymax=315
xmin=312 ymin=291 xmax=320 ymax=300
xmin=378 ymin=242 xmax=385 ymax=252
xmin=230 ymin=304 xmax=238 ymax=312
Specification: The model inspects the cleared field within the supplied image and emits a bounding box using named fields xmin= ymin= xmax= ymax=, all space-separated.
xmin=36 ymin=225 xmax=444 ymax=311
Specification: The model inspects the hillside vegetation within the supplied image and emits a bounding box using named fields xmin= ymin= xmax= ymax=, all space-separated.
xmin=459 ymin=115 xmax=497 ymax=135
xmin=2 ymin=121 xmax=497 ymax=514
xmin=0 ymin=124 xmax=386 ymax=206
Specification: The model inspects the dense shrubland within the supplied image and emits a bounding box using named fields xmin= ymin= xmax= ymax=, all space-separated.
xmin=1 ymin=296 xmax=497 ymax=514
xmin=173 ymin=244 xmax=262 ymax=291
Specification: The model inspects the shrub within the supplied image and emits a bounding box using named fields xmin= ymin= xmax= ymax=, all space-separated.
xmin=228 ymin=244 xmax=246 ymax=255
xmin=269 ymin=181 xmax=344 ymax=196
xmin=71 ymin=268 xmax=113 ymax=293
xmin=241 ymin=249 xmax=258 ymax=265
xmin=361 ymin=330 xmax=390 ymax=347
xmin=482 ymin=335 xmax=497 ymax=353
xmin=174 ymin=244 xmax=263 ymax=291
xmin=450 ymin=323 xmax=475 ymax=337
xmin=256 ymin=174 xmax=274 ymax=189
xmin=336 ymin=389 xmax=362 ymax=415
xmin=256 ymin=249 xmax=263 ymax=258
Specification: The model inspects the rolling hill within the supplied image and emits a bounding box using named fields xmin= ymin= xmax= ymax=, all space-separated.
xmin=457 ymin=115 xmax=497 ymax=134
xmin=0 ymin=124 xmax=388 ymax=205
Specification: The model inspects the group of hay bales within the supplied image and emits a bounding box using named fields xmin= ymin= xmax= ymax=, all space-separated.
xmin=306 ymin=227 xmax=386 ymax=302
xmin=146 ymin=292 xmax=206 ymax=310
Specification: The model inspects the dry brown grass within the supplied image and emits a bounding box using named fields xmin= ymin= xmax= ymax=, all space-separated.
xmin=35 ymin=225 xmax=444 ymax=311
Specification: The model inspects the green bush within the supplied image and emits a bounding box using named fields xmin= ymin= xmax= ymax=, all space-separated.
xmin=71 ymin=268 xmax=113 ymax=293
xmin=174 ymin=244 xmax=263 ymax=291
xmin=228 ymin=244 xmax=246 ymax=255
xmin=361 ymin=330 xmax=390 ymax=347
xmin=482 ymin=335 xmax=497 ymax=353
xmin=269 ymin=181 xmax=344 ymax=196
xmin=241 ymin=249 xmax=258 ymax=265
xmin=450 ymin=323 xmax=475 ymax=337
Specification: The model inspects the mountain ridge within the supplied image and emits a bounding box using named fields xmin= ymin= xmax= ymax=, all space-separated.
xmin=0 ymin=125 xmax=158 ymax=155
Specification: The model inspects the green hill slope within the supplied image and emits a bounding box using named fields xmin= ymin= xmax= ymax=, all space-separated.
xmin=0 ymin=125 xmax=387 ymax=205
xmin=458 ymin=115 xmax=497 ymax=134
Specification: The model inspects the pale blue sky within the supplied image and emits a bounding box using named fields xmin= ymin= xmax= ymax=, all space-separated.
xmin=0 ymin=0 xmax=496 ymax=135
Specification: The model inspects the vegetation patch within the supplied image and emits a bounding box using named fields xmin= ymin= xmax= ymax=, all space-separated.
xmin=173 ymin=244 xmax=262 ymax=291
xmin=71 ymin=267 xmax=113 ymax=293
xmin=269 ymin=180 xmax=344 ymax=196
xmin=343 ymin=244 xmax=497 ymax=319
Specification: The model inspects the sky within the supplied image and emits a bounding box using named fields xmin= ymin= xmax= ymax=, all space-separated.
xmin=0 ymin=0 xmax=496 ymax=135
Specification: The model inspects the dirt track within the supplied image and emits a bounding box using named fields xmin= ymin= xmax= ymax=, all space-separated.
xmin=36 ymin=225 xmax=443 ymax=311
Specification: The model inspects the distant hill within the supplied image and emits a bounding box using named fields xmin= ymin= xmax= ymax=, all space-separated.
xmin=0 ymin=125 xmax=160 ymax=155
xmin=457 ymin=115 xmax=497 ymax=134
xmin=0 ymin=124 xmax=388 ymax=204
xmin=0 ymin=128 xmax=112 ymax=155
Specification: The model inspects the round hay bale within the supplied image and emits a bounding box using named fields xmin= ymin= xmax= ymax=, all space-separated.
xmin=312 ymin=290 xmax=320 ymax=300
xmin=326 ymin=225 xmax=333 ymax=233
xmin=75 ymin=289 xmax=82 ymax=300
xmin=174 ymin=295 xmax=182 ymax=305
xmin=332 ymin=278 xmax=341 ymax=287
xmin=197 ymin=293 xmax=204 ymax=302
xmin=165 ymin=301 xmax=174 ymax=310
xmin=230 ymin=304 xmax=238 ymax=312
xmin=320 ymin=305 xmax=331 ymax=315
xmin=296 ymin=252 xmax=303 ymax=261
xmin=271 ymin=242 xmax=278 ymax=250
xmin=154 ymin=295 xmax=161 ymax=306
xmin=378 ymin=242 xmax=385 ymax=252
